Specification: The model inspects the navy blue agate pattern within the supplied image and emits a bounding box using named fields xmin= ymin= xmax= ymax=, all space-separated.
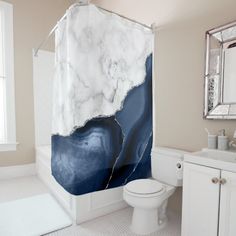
xmin=52 ymin=54 xmax=153 ymax=195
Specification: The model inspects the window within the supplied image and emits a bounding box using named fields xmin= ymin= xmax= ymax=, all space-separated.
xmin=0 ymin=1 xmax=16 ymax=151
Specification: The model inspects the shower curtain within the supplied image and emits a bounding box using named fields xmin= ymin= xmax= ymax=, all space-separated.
xmin=52 ymin=4 xmax=154 ymax=195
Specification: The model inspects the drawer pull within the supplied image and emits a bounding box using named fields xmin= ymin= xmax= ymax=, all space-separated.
xmin=220 ymin=178 xmax=227 ymax=185
xmin=211 ymin=178 xmax=219 ymax=184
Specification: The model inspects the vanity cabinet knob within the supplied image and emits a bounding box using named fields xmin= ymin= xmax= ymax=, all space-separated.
xmin=220 ymin=178 xmax=227 ymax=185
xmin=211 ymin=178 xmax=219 ymax=184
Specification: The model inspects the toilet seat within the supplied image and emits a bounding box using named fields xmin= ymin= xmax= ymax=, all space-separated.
xmin=124 ymin=179 xmax=165 ymax=197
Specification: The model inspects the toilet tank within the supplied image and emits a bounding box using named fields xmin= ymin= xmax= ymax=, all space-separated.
xmin=151 ymin=147 xmax=188 ymax=187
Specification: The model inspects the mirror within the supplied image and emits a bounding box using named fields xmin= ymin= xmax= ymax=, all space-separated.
xmin=204 ymin=21 xmax=236 ymax=119
xmin=223 ymin=44 xmax=236 ymax=103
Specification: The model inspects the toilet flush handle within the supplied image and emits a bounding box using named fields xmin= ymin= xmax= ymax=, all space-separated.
xmin=176 ymin=163 xmax=182 ymax=169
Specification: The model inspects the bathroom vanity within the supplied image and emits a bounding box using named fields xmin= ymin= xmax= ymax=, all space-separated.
xmin=181 ymin=149 xmax=236 ymax=236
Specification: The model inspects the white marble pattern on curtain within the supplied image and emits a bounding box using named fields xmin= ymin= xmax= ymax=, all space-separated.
xmin=52 ymin=4 xmax=153 ymax=136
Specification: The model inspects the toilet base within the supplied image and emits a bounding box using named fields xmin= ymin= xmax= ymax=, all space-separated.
xmin=130 ymin=207 xmax=167 ymax=235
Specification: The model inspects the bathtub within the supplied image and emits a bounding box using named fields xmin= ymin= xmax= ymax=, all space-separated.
xmin=36 ymin=145 xmax=127 ymax=224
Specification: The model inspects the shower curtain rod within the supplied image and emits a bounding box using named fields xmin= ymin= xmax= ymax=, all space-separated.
xmin=34 ymin=3 xmax=154 ymax=57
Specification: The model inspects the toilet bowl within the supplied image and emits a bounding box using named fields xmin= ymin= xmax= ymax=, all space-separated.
xmin=123 ymin=147 xmax=187 ymax=235
xmin=123 ymin=179 xmax=175 ymax=235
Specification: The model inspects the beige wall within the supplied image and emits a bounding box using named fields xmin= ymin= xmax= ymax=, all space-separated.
xmin=92 ymin=0 xmax=236 ymax=152
xmin=0 ymin=0 xmax=72 ymax=166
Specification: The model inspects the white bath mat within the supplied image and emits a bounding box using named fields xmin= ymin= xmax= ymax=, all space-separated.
xmin=0 ymin=194 xmax=72 ymax=236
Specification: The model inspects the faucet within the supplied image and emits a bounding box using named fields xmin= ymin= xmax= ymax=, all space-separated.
xmin=229 ymin=130 xmax=236 ymax=148
xmin=218 ymin=129 xmax=226 ymax=136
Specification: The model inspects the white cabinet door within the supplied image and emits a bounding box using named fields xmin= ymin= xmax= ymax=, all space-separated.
xmin=219 ymin=171 xmax=236 ymax=236
xmin=181 ymin=163 xmax=220 ymax=236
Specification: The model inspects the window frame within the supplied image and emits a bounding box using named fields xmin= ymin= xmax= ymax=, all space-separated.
xmin=0 ymin=1 xmax=17 ymax=152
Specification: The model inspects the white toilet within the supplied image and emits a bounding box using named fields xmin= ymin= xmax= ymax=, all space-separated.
xmin=123 ymin=147 xmax=187 ymax=235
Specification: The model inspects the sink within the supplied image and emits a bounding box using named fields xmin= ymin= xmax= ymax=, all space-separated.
xmin=195 ymin=149 xmax=236 ymax=162
xmin=184 ymin=148 xmax=236 ymax=172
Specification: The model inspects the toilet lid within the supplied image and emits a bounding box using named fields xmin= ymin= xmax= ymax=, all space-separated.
xmin=125 ymin=179 xmax=164 ymax=195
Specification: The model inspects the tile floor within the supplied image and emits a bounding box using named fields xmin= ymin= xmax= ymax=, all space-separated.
xmin=0 ymin=176 xmax=181 ymax=236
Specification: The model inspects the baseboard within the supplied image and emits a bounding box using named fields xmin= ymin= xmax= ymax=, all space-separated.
xmin=0 ymin=163 xmax=36 ymax=180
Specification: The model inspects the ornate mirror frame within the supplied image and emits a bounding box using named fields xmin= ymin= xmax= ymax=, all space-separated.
xmin=204 ymin=21 xmax=236 ymax=119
